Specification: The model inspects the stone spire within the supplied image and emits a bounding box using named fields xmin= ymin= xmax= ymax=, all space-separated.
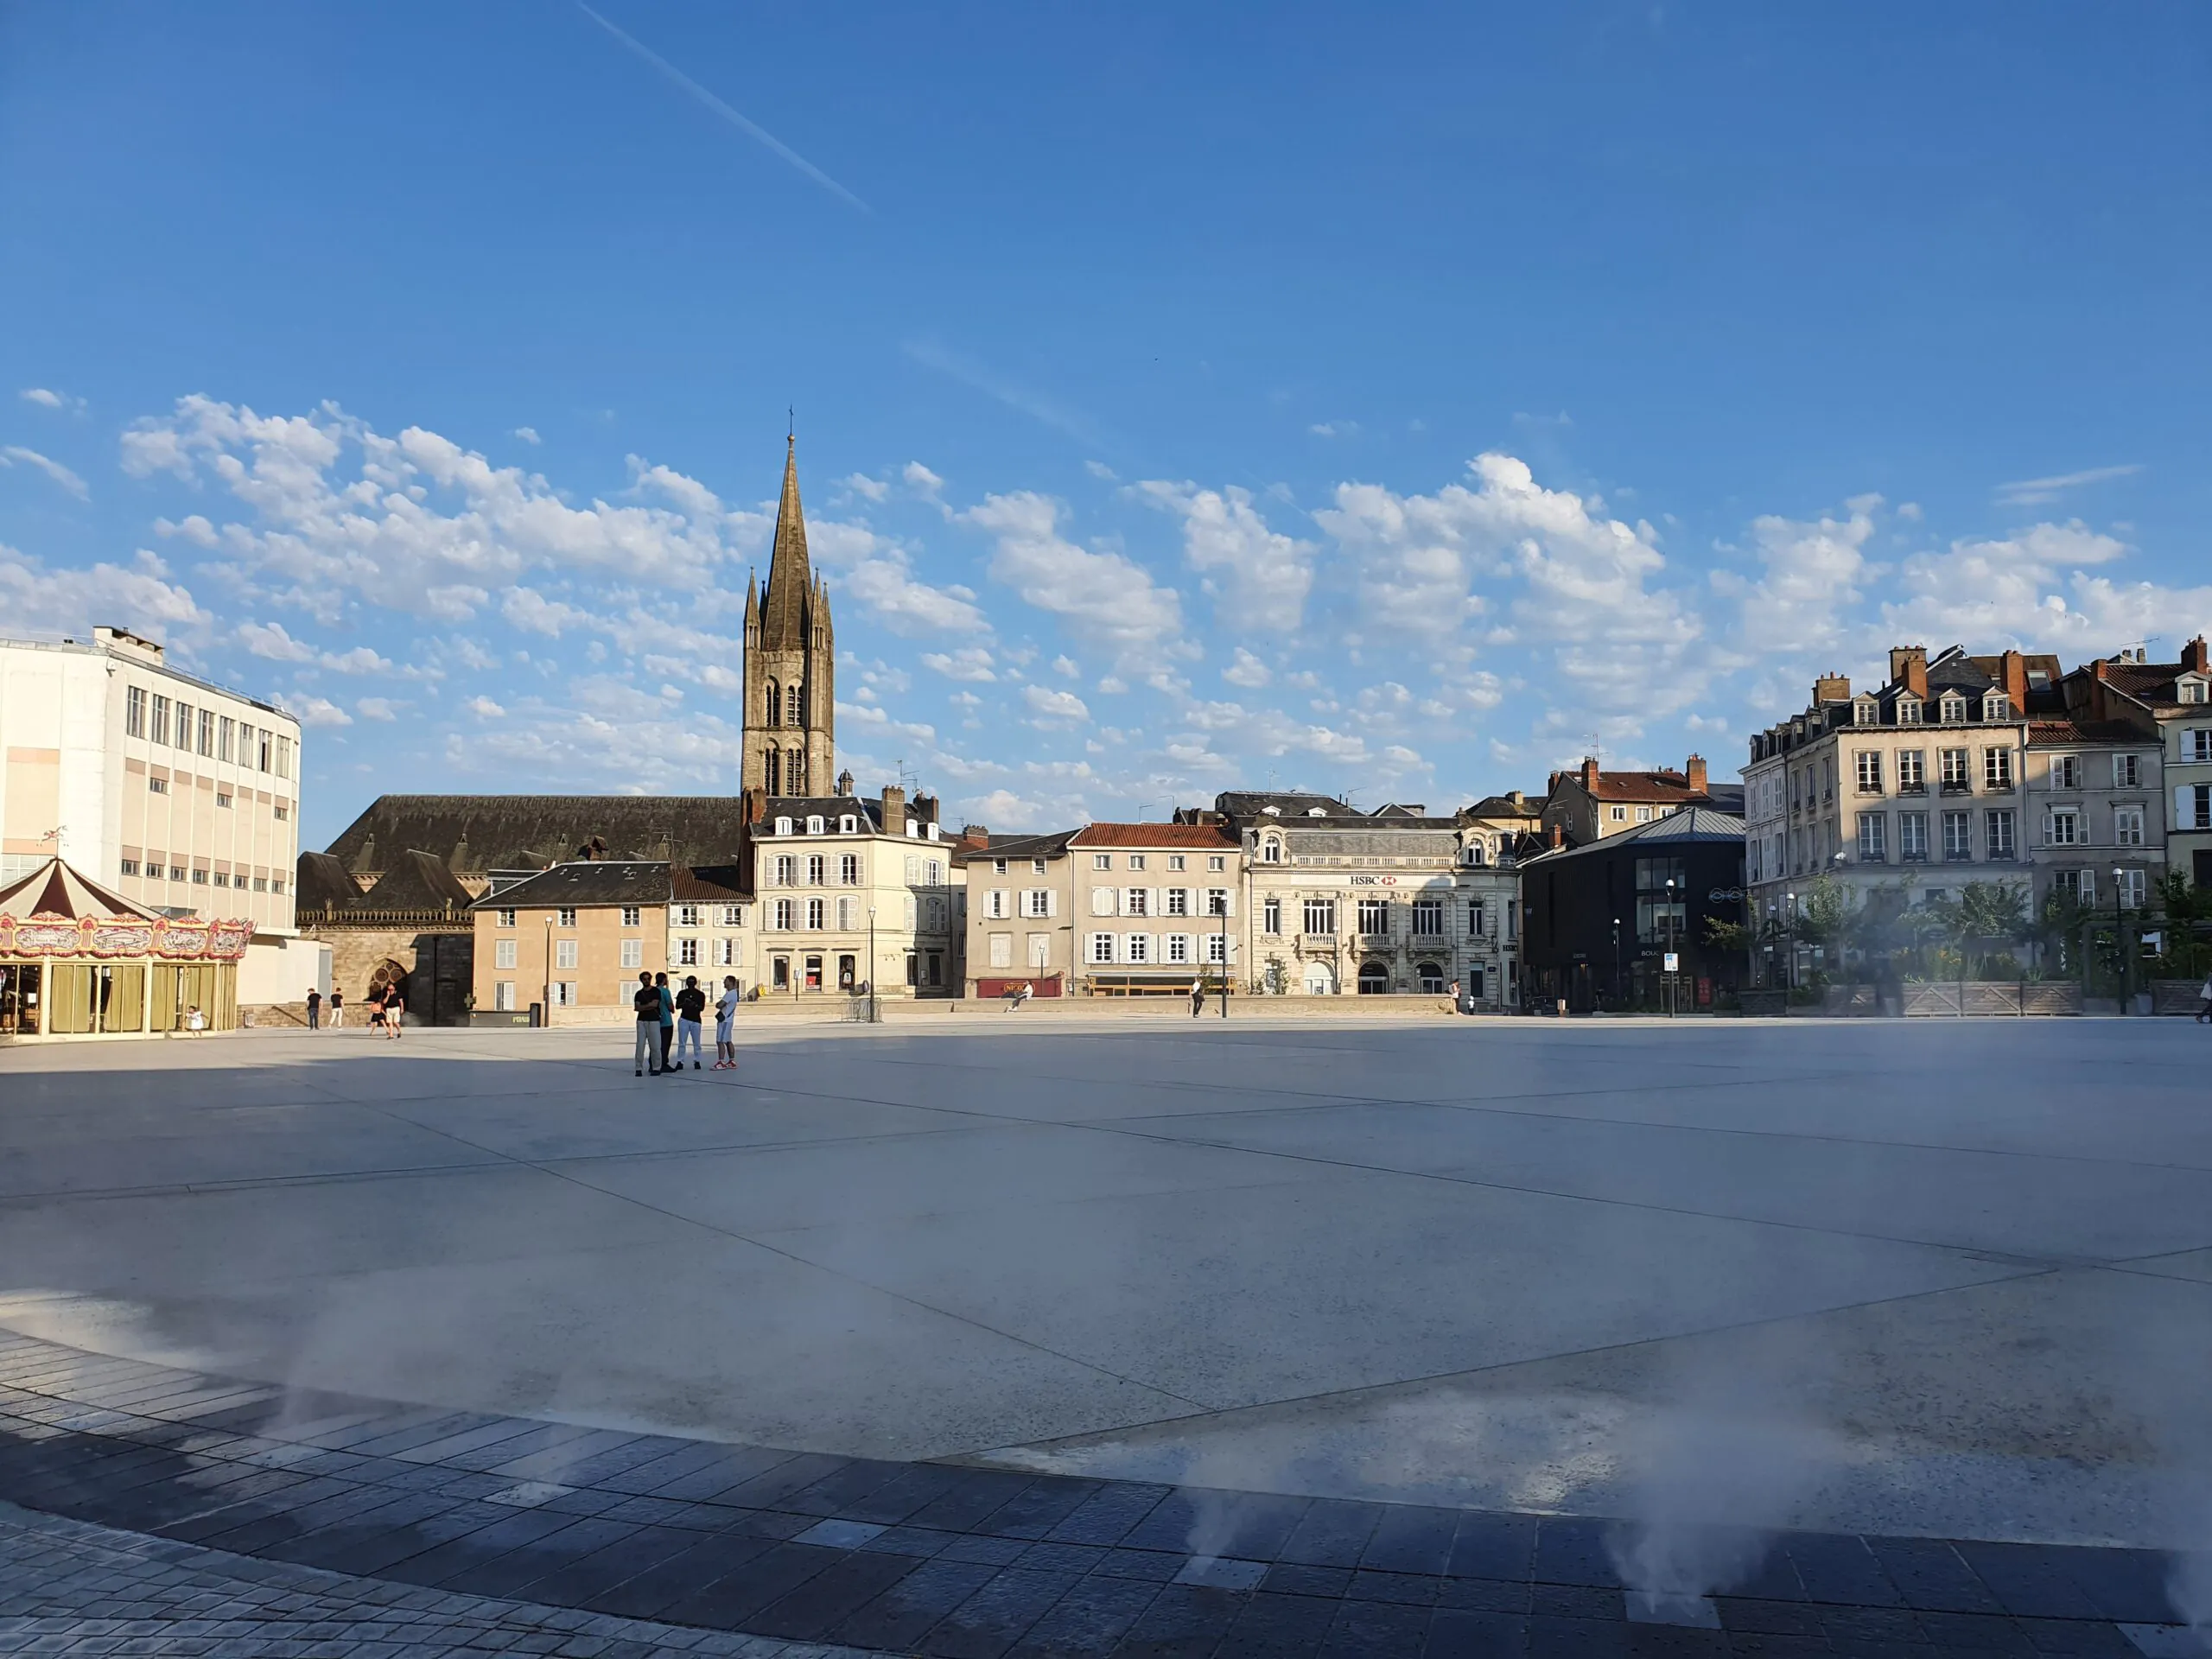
xmin=760 ymin=436 xmax=811 ymax=650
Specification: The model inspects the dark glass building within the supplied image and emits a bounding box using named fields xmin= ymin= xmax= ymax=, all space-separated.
xmin=1520 ymin=807 xmax=1747 ymax=1013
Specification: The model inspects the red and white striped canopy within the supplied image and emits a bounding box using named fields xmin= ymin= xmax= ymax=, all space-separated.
xmin=0 ymin=857 xmax=161 ymax=923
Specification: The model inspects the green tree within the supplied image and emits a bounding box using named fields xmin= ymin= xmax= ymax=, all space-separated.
xmin=1934 ymin=880 xmax=2029 ymax=981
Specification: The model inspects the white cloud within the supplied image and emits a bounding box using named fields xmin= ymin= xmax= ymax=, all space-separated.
xmin=0 ymin=445 xmax=89 ymax=500
xmin=322 ymin=645 xmax=393 ymax=675
xmin=963 ymin=490 xmax=1184 ymax=659
xmin=1309 ymin=421 xmax=1358 ymax=438
xmin=805 ymin=518 xmax=988 ymax=637
xmin=118 ymin=395 xmax=739 ymax=620
xmin=356 ymin=696 xmax=398 ymax=721
xmin=921 ymin=646 xmax=997 ymax=683
xmin=902 ymin=461 xmax=944 ymax=499
xmin=1878 ymin=520 xmax=2212 ymax=653
xmin=238 ymin=620 xmax=317 ymax=662
xmin=1084 ymin=460 xmax=1118 ymax=482
xmin=959 ymin=787 xmax=1058 ymax=830
xmin=19 ymin=388 xmax=85 ymax=413
xmin=1993 ymin=464 xmax=2142 ymax=508
xmin=0 ymin=543 xmax=206 ymax=641
xmin=467 ymin=696 xmax=505 ymax=717
xmin=841 ymin=471 xmax=889 ymax=502
xmin=1135 ymin=480 xmax=1316 ymax=633
xmin=290 ymin=695 xmax=353 ymax=728
xmin=1052 ymin=654 xmax=1079 ymax=677
xmin=1022 ymin=683 xmax=1090 ymax=723
xmin=512 ymin=426 xmax=541 ymax=445
xmin=502 ymin=586 xmax=590 ymax=637
xmin=1714 ymin=503 xmax=1878 ymax=659
xmin=1223 ymin=646 xmax=1272 ymax=688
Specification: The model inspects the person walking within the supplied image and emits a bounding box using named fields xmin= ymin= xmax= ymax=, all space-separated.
xmin=655 ymin=971 xmax=676 ymax=1075
xmin=1446 ymin=979 xmax=1460 ymax=1016
xmin=383 ymin=978 xmax=404 ymax=1039
xmin=714 ymin=976 xmax=740 ymax=1069
xmin=305 ymin=987 xmax=321 ymax=1030
xmin=2197 ymin=970 xmax=2212 ymax=1025
xmin=328 ymin=988 xmax=344 ymax=1029
xmin=632 ymin=970 xmax=662 ymax=1075
xmin=675 ymin=975 xmax=707 ymax=1068
xmin=1189 ymin=976 xmax=1205 ymax=1018
xmin=366 ymin=984 xmax=387 ymax=1035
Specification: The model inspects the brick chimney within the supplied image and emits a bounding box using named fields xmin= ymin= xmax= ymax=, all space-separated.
xmin=1549 ymin=823 xmax=1565 ymax=849
xmin=1686 ymin=754 xmax=1708 ymax=794
xmin=1999 ymin=650 xmax=2029 ymax=711
xmin=1813 ymin=672 xmax=1852 ymax=704
xmin=2185 ymin=636 xmax=2209 ymax=675
xmin=1580 ymin=756 xmax=1600 ymax=791
xmin=1889 ymin=645 xmax=1929 ymax=700
xmin=880 ymin=785 xmax=906 ymax=838
xmin=912 ymin=793 xmax=941 ymax=836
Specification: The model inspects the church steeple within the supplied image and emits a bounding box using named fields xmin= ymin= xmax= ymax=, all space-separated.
xmin=760 ymin=436 xmax=812 ymax=650
xmin=741 ymin=433 xmax=834 ymax=799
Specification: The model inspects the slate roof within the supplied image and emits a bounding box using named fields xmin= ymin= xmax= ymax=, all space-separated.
xmin=1211 ymin=791 xmax=1357 ymax=820
xmin=326 ymin=795 xmax=749 ymax=874
xmin=1520 ymin=806 xmax=1746 ymax=866
xmin=1463 ymin=794 xmax=1542 ymax=820
xmin=954 ymin=830 xmax=1080 ymax=865
xmin=2104 ymin=663 xmax=2194 ymax=708
xmin=294 ymin=851 xmax=366 ymax=913
xmin=1572 ymin=769 xmax=1714 ymax=804
xmin=1071 ymin=823 xmax=1242 ymax=849
xmin=359 ymin=849 xmax=474 ymax=911
xmin=471 ymin=861 xmax=673 ymax=910
xmin=760 ymin=798 xmax=884 ymax=826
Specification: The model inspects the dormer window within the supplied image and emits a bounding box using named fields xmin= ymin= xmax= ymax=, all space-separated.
xmin=1983 ymin=693 xmax=2011 ymax=721
xmin=1262 ymin=837 xmax=1281 ymax=864
xmin=2181 ymin=677 xmax=2209 ymax=704
xmin=806 ymin=815 xmax=825 ymax=835
xmin=1306 ymin=807 xmax=1326 ymax=817
xmin=1462 ymin=842 xmax=1486 ymax=867
xmin=1853 ymin=700 xmax=1876 ymax=727
xmin=839 ymin=815 xmax=856 ymax=833
xmin=1896 ymin=697 xmax=1921 ymax=726
xmin=773 ymin=816 xmax=793 ymax=836
xmin=1941 ymin=696 xmax=1967 ymax=725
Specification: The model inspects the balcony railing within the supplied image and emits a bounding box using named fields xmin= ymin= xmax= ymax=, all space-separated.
xmin=1941 ymin=780 xmax=1974 ymax=795
xmin=1898 ymin=781 xmax=1927 ymax=796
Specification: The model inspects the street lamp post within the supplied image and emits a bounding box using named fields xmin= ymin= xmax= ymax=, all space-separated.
xmin=1217 ymin=891 xmax=1229 ymax=1019
xmin=1611 ymin=918 xmax=1622 ymax=1013
xmin=1663 ymin=877 xmax=1677 ymax=1018
xmin=868 ymin=905 xmax=877 ymax=1025
xmin=1783 ymin=891 xmax=1796 ymax=995
xmin=2112 ymin=868 xmax=2126 ymax=1016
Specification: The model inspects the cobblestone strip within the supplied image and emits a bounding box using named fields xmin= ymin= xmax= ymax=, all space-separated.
xmin=0 ymin=1500 xmax=885 ymax=1659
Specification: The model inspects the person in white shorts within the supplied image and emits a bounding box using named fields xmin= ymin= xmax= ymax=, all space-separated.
xmin=714 ymin=976 xmax=741 ymax=1070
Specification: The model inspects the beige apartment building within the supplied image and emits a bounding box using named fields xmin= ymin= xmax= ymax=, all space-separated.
xmin=1747 ymin=646 xmax=2046 ymax=939
xmin=1065 ymin=823 xmax=1242 ymax=994
xmin=2 ymin=626 xmax=313 ymax=1006
xmin=2075 ymin=639 xmax=2212 ymax=893
xmin=1541 ymin=754 xmax=1736 ymax=844
xmin=751 ymin=784 xmax=965 ymax=996
xmin=957 ymin=829 xmax=1080 ymax=996
xmin=470 ymin=860 xmax=671 ymax=1021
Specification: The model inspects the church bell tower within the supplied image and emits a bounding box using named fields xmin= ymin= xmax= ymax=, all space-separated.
xmin=741 ymin=437 xmax=835 ymax=798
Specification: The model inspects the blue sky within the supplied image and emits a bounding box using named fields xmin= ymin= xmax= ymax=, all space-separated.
xmin=3 ymin=3 xmax=2209 ymax=848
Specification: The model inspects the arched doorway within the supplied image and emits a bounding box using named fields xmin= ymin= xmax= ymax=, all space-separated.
xmin=1302 ymin=962 xmax=1336 ymax=996
xmin=1416 ymin=961 xmax=1446 ymax=995
xmin=1357 ymin=962 xmax=1389 ymax=995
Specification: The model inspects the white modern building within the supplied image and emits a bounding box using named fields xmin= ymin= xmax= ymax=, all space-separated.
xmin=0 ymin=626 xmax=319 ymax=1007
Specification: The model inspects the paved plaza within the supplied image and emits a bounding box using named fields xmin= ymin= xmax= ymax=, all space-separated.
xmin=2 ymin=1015 xmax=2211 ymax=1655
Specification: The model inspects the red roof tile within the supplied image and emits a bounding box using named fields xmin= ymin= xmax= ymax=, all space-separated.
xmin=1071 ymin=823 xmax=1241 ymax=849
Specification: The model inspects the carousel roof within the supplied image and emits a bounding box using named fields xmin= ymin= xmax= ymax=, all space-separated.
xmin=0 ymin=857 xmax=162 ymax=923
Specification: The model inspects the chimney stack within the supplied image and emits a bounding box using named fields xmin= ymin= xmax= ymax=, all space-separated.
xmin=1550 ymin=823 xmax=1566 ymax=849
xmin=2185 ymin=636 xmax=2209 ymax=676
xmin=1999 ymin=650 xmax=2028 ymax=712
xmin=1686 ymin=754 xmax=1708 ymax=794
xmin=1889 ymin=645 xmax=1929 ymax=700
xmin=1580 ymin=756 xmax=1600 ymax=791
xmin=1814 ymin=672 xmax=1852 ymax=704
xmin=880 ymin=785 xmax=906 ymax=838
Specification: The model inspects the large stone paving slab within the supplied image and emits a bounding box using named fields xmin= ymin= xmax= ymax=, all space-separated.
xmin=3 ymin=1017 xmax=2212 ymax=1553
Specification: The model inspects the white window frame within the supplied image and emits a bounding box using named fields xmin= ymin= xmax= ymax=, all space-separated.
xmin=1089 ymin=932 xmax=1116 ymax=964
xmin=2115 ymin=806 xmax=2145 ymax=847
xmin=494 ymin=939 xmax=518 ymax=969
xmin=620 ymin=938 xmax=642 ymax=969
xmin=556 ymin=939 xmax=580 ymax=969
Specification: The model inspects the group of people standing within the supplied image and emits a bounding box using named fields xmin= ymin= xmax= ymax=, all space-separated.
xmin=634 ymin=971 xmax=742 ymax=1076
xmin=302 ymin=982 xmax=403 ymax=1038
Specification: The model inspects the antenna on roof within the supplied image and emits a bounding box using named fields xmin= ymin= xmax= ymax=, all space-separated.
xmin=1585 ymin=729 xmax=1604 ymax=767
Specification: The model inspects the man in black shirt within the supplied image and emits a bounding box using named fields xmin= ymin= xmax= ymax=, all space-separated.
xmin=674 ymin=975 xmax=708 ymax=1068
xmin=632 ymin=971 xmax=663 ymax=1076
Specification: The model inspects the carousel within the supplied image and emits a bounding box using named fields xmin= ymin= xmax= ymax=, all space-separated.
xmin=0 ymin=857 xmax=252 ymax=1039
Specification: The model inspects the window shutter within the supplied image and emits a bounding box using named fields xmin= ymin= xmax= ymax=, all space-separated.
xmin=2180 ymin=785 xmax=2196 ymax=825
xmin=1046 ymin=889 xmax=1058 ymax=917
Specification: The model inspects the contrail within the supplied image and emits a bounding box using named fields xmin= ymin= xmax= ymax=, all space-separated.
xmin=574 ymin=3 xmax=871 ymax=214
